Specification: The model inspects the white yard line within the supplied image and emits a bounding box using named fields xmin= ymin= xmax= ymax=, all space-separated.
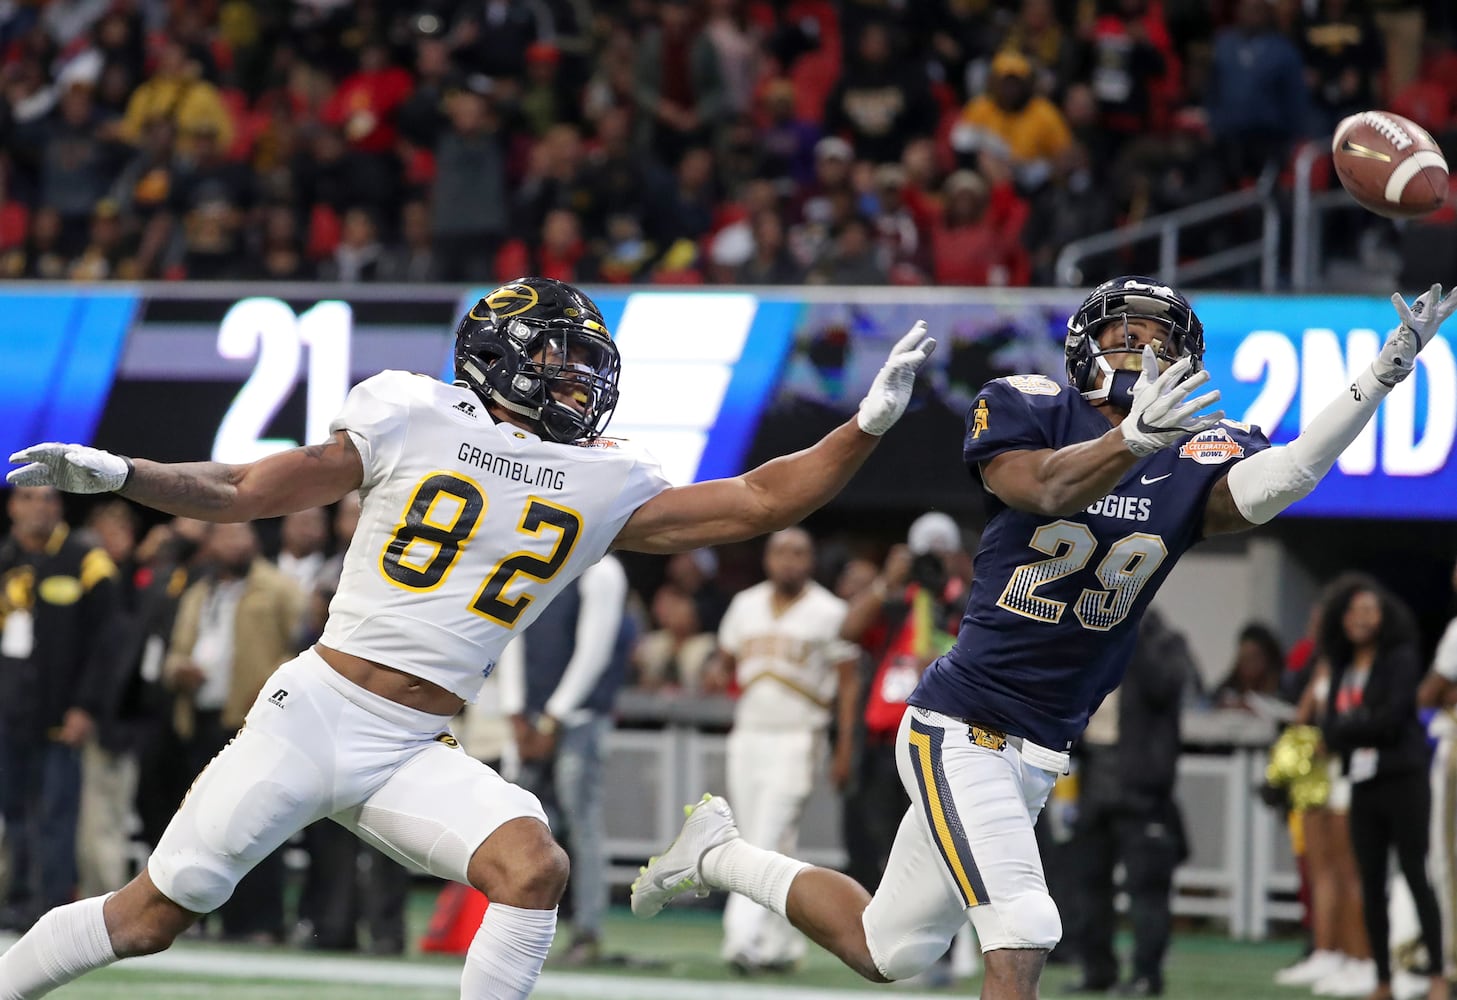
xmin=5 ymin=941 xmax=950 ymax=1000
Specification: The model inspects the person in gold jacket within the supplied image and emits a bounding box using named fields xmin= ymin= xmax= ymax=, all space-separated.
xmin=163 ymin=521 xmax=303 ymax=942
xmin=114 ymin=38 xmax=233 ymax=156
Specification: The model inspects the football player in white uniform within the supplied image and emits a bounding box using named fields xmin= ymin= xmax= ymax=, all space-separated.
xmin=0 ymin=277 xmax=934 ymax=1000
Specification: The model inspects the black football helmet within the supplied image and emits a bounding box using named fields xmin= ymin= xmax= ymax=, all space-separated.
xmin=1064 ymin=275 xmax=1205 ymax=409
xmin=453 ymin=277 xmax=621 ymax=443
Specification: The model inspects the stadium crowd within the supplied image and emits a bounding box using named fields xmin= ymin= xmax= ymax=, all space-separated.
xmin=0 ymin=0 xmax=1454 ymax=288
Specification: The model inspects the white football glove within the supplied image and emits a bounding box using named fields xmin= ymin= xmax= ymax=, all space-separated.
xmin=7 ymin=443 xmax=132 ymax=493
xmin=1374 ymin=283 xmax=1456 ymax=386
xmin=857 ymin=321 xmax=937 ymax=436
xmin=1119 ymin=346 xmax=1225 ymax=457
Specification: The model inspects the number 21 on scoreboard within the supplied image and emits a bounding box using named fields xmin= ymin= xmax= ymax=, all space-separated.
xmin=211 ymin=297 xmax=352 ymax=464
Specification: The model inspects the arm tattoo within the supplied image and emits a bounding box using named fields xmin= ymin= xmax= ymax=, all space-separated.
xmin=119 ymin=461 xmax=243 ymax=517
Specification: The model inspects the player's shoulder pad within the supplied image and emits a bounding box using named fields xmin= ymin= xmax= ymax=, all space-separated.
xmin=982 ymin=373 xmax=1072 ymax=406
xmin=354 ymin=369 xmax=440 ymax=403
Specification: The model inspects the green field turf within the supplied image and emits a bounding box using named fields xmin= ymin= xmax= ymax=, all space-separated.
xmin=17 ymin=904 xmax=1312 ymax=999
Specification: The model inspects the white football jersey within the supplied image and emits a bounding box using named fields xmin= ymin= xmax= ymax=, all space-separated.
xmin=319 ymin=371 xmax=670 ymax=701
xmin=718 ymin=580 xmax=855 ymax=731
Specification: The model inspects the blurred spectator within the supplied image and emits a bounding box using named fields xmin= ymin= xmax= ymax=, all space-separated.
xmin=67 ymin=199 xmax=132 ymax=281
xmin=929 ymin=0 xmax=1006 ymax=96
xmin=289 ymin=493 xmax=409 ymax=956
xmin=632 ymin=585 xmax=716 ymax=692
xmin=378 ymin=199 xmax=441 ymax=282
xmin=500 ymin=554 xmax=632 ymax=967
xmin=703 ymin=0 xmax=761 ymax=115
xmin=953 ymin=50 xmax=1073 ymax=191
xmin=322 ymin=40 xmax=413 ymax=157
xmin=580 ymin=105 xmax=656 ymax=239
xmin=317 ymin=207 xmax=385 ymax=283
xmin=757 ymin=77 xmax=822 ymax=188
xmin=1420 ymin=557 xmax=1457 ymax=976
xmin=633 ymin=0 xmax=727 ymax=165
xmin=109 ymin=118 xmax=177 ymax=224
xmin=665 ymin=547 xmax=729 ymax=633
xmin=1022 ymin=142 xmax=1113 ymax=284
xmin=838 ymin=513 xmax=966 ymax=897
xmin=432 ymin=78 xmax=508 ymax=282
xmin=127 ymin=517 xmax=211 ymax=848
xmin=0 ymin=486 xmax=119 ymax=929
xmin=397 ymin=36 xmax=457 ymax=149
xmin=249 ymin=203 xmax=315 ymax=282
xmin=1211 ymin=622 xmax=1285 ymax=713
xmin=1206 ymin=0 xmax=1310 ymax=183
xmin=276 ymin=507 xmax=330 ymax=593
xmin=737 ymin=208 xmax=804 ymax=284
xmin=163 ymin=521 xmax=305 ymax=944
xmin=170 ymin=123 xmax=253 ymax=279
xmin=1320 ymin=574 xmax=1444 ymax=1000
xmin=1065 ymin=608 xmax=1193 ymax=997
xmin=515 ymin=124 xmax=591 ymax=242
xmin=1300 ymin=0 xmax=1385 ymax=134
xmin=450 ymin=0 xmax=550 ymax=81
xmin=709 ymin=529 xmax=856 ymax=974
xmin=0 ymin=206 xmax=68 ymax=279
xmin=806 ymin=214 xmax=888 ymax=285
xmin=653 ymin=145 xmax=717 ymax=245
xmin=74 ymin=501 xmax=147 ymax=899
xmin=42 ymin=0 xmax=109 ymax=49
xmin=869 ymin=163 xmax=925 ymax=282
xmin=824 ymin=22 xmax=937 ymax=164
xmin=1087 ymin=0 xmax=1174 ymax=153
xmin=533 ymin=207 xmax=600 ymax=282
xmin=519 ymin=42 xmax=575 ymax=137
xmin=38 ymin=79 xmax=117 ymax=254
xmin=1000 ymin=0 xmax=1081 ymax=99
xmin=931 ymin=170 xmax=1018 ymax=286
xmin=116 ymin=38 xmax=233 ymax=156
xmin=1273 ymin=649 xmax=1371 ymax=992
xmin=1370 ymin=0 xmax=1425 ymax=93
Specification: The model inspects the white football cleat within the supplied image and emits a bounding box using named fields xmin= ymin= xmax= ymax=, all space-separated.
xmin=1273 ymin=950 xmax=1345 ymax=987
xmin=630 ymin=794 xmax=739 ymax=919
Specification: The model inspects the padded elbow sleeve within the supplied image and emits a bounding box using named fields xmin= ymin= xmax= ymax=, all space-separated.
xmin=1225 ymin=446 xmax=1321 ymax=525
xmin=1226 ymin=368 xmax=1390 ymax=525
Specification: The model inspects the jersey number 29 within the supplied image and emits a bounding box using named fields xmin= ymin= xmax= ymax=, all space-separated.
xmin=379 ymin=472 xmax=582 ymax=627
xmin=996 ymin=520 xmax=1167 ymax=631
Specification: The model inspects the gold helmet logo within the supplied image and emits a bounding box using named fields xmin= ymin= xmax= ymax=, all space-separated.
xmin=470 ymin=283 xmax=540 ymax=320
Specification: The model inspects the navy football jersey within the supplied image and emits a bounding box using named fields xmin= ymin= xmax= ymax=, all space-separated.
xmin=908 ymin=374 xmax=1270 ymax=748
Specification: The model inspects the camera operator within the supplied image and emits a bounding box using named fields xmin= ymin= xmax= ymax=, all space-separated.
xmin=838 ymin=513 xmax=971 ymax=895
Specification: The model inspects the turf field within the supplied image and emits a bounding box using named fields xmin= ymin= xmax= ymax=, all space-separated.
xmin=10 ymin=905 xmax=1310 ymax=999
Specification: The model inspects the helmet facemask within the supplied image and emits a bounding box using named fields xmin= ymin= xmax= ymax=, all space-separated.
xmin=459 ymin=318 xmax=621 ymax=443
xmin=1066 ymin=281 xmax=1204 ymax=410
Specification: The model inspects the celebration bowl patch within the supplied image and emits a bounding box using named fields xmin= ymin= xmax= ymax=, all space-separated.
xmin=1179 ymin=427 xmax=1245 ymax=465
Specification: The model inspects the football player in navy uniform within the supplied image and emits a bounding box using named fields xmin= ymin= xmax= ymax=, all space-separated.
xmin=633 ymin=276 xmax=1457 ymax=1000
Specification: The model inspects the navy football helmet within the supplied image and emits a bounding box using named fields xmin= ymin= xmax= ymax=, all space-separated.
xmin=453 ymin=277 xmax=621 ymax=443
xmin=1064 ymin=276 xmax=1205 ymax=409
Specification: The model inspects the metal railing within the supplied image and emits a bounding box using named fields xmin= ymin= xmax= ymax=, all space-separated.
xmin=1055 ymin=168 xmax=1282 ymax=291
xmin=1290 ymin=135 xmax=1353 ymax=291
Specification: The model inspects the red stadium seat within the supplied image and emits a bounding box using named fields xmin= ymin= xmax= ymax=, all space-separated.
xmin=0 ymin=202 xmax=29 ymax=249
xmin=306 ymin=204 xmax=341 ymax=259
xmin=494 ymin=239 xmax=531 ymax=282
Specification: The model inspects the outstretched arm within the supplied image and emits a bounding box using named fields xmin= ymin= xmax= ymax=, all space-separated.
xmin=614 ymin=323 xmax=935 ymax=554
xmin=8 ymin=431 xmax=363 ymax=522
xmin=1206 ymin=283 xmax=1455 ymax=536
xmin=984 ymin=347 xmax=1222 ymax=517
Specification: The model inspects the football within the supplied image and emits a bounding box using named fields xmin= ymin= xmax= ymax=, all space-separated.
xmin=1332 ymin=110 xmax=1449 ymax=219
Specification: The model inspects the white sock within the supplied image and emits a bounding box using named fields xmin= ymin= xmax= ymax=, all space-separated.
xmin=0 ymin=894 xmax=117 ymax=1000
xmin=459 ymin=903 xmax=557 ymax=1000
xmin=701 ymin=839 xmax=811 ymax=918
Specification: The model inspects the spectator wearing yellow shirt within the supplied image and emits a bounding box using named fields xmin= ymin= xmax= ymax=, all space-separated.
xmin=115 ymin=39 xmax=232 ymax=156
xmin=951 ymin=50 xmax=1072 ymax=191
